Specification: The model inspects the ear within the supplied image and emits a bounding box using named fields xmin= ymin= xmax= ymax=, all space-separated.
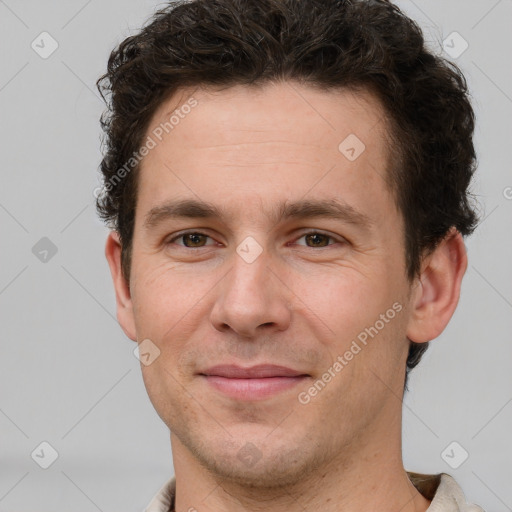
xmin=105 ymin=231 xmax=137 ymax=341
xmin=406 ymin=228 xmax=468 ymax=343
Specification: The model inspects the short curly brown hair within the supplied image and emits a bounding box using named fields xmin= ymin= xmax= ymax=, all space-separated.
xmin=96 ymin=0 xmax=478 ymax=388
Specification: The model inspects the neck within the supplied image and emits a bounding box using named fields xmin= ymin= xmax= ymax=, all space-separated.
xmin=170 ymin=414 xmax=431 ymax=512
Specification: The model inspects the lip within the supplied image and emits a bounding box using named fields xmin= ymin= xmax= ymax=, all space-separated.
xmin=198 ymin=364 xmax=309 ymax=400
xmin=200 ymin=364 xmax=307 ymax=378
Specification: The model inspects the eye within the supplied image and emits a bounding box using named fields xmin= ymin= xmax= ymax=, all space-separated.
xmin=168 ymin=231 xmax=216 ymax=248
xmin=166 ymin=230 xmax=343 ymax=250
xmin=294 ymin=231 xmax=342 ymax=248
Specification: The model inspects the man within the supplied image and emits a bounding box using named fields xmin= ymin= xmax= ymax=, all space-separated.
xmin=97 ymin=0 xmax=484 ymax=510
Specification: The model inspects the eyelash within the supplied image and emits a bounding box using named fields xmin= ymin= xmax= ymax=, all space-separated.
xmin=166 ymin=231 xmax=344 ymax=249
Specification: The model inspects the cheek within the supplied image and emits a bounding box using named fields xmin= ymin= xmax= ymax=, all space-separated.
xmin=140 ymin=362 xmax=197 ymax=432
xmin=130 ymin=258 xmax=192 ymax=331
xmin=290 ymin=266 xmax=392 ymax=341
xmin=130 ymin=259 xmax=212 ymax=380
xmin=298 ymin=264 xmax=409 ymax=390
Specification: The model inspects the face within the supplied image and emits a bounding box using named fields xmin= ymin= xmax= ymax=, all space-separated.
xmin=113 ymin=82 xmax=419 ymax=486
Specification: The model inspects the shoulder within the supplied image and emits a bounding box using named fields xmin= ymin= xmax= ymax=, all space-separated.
xmin=408 ymin=471 xmax=485 ymax=512
xmin=144 ymin=476 xmax=176 ymax=512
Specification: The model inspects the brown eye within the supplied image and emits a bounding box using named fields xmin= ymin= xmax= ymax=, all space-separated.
xmin=168 ymin=232 xmax=214 ymax=248
xmin=304 ymin=233 xmax=331 ymax=247
xmin=184 ymin=233 xmax=208 ymax=247
xmin=294 ymin=232 xmax=339 ymax=248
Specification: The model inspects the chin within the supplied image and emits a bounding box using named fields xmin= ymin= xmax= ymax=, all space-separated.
xmin=183 ymin=430 xmax=328 ymax=489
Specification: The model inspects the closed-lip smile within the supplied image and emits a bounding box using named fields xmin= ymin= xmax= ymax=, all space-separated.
xmin=198 ymin=364 xmax=309 ymax=400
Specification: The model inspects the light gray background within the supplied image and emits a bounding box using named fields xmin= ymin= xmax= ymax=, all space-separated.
xmin=0 ymin=0 xmax=511 ymax=510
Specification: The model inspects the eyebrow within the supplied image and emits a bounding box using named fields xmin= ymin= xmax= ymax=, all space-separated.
xmin=143 ymin=198 xmax=373 ymax=232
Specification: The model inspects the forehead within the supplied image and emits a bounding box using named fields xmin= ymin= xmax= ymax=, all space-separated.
xmin=136 ymin=82 xmax=395 ymax=225
xmin=149 ymin=82 xmax=388 ymax=152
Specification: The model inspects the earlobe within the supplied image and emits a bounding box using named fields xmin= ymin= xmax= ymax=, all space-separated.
xmin=105 ymin=231 xmax=137 ymax=341
xmin=406 ymin=228 xmax=468 ymax=344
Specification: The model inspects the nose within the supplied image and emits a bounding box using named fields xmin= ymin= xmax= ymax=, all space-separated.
xmin=209 ymin=245 xmax=292 ymax=339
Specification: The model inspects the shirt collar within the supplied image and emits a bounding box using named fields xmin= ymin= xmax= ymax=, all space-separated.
xmin=144 ymin=472 xmax=484 ymax=512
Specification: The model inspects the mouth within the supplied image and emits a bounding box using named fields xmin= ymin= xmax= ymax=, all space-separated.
xmin=198 ymin=364 xmax=310 ymax=400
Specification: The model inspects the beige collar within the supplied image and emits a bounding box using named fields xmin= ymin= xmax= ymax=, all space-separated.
xmin=145 ymin=472 xmax=484 ymax=512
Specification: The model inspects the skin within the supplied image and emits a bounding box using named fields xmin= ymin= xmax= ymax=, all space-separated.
xmin=105 ymin=82 xmax=468 ymax=512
